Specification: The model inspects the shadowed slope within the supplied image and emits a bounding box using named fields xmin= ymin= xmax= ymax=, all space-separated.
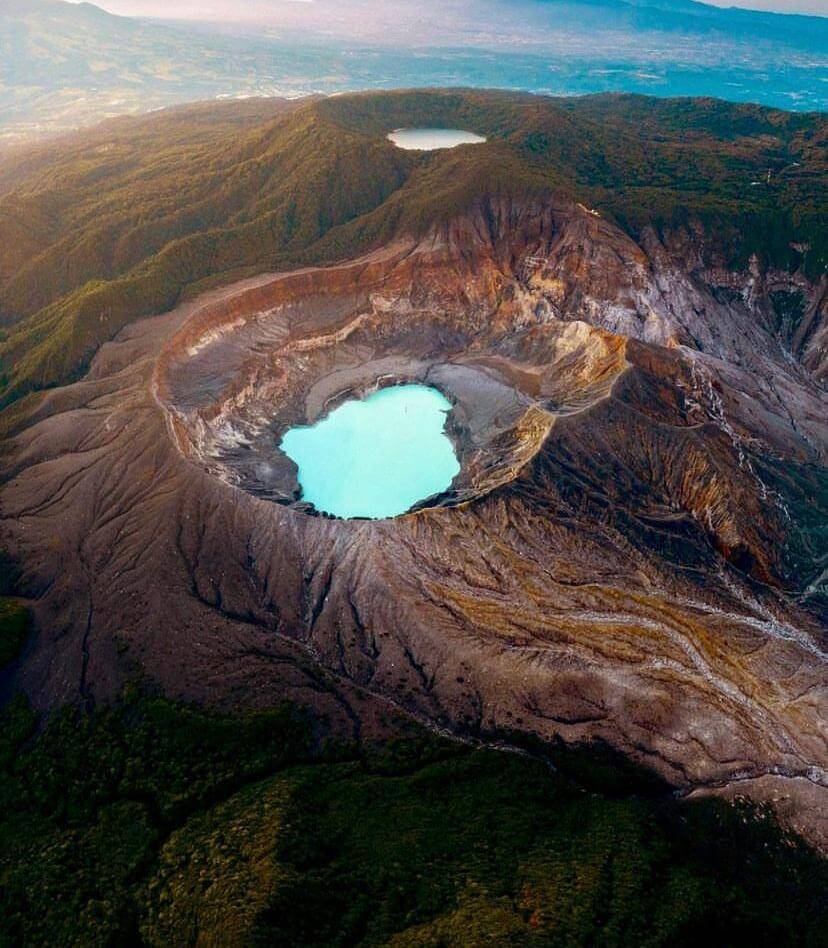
xmin=2 ymin=693 xmax=826 ymax=946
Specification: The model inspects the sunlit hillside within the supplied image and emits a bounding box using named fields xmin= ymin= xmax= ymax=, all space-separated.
xmin=0 ymin=90 xmax=824 ymax=403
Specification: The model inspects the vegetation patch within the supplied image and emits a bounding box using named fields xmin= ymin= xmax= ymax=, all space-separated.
xmin=0 ymin=599 xmax=28 ymax=669
xmin=0 ymin=693 xmax=825 ymax=947
xmin=0 ymin=90 xmax=824 ymax=405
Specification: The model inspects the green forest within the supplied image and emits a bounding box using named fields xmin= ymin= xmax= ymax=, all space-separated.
xmin=0 ymin=90 xmax=824 ymax=406
xmin=1 ymin=692 xmax=826 ymax=947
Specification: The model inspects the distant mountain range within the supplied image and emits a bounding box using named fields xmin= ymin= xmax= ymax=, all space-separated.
xmin=0 ymin=0 xmax=826 ymax=142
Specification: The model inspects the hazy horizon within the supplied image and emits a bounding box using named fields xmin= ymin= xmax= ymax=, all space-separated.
xmin=5 ymin=0 xmax=822 ymax=145
xmin=68 ymin=0 xmax=828 ymax=19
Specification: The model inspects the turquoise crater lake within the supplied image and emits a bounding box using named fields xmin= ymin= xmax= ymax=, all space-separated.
xmin=280 ymin=384 xmax=460 ymax=519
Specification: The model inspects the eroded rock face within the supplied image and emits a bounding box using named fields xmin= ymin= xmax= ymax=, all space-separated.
xmin=2 ymin=197 xmax=826 ymax=846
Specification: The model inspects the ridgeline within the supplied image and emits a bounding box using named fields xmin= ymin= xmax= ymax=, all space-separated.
xmin=0 ymin=89 xmax=824 ymax=404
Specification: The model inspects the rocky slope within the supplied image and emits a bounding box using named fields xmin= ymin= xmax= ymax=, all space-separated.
xmin=2 ymin=187 xmax=825 ymax=848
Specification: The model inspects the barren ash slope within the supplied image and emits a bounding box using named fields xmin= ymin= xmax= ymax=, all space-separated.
xmin=0 ymin=90 xmax=826 ymax=845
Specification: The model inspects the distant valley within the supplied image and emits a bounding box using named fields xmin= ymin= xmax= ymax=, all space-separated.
xmin=1 ymin=0 xmax=826 ymax=144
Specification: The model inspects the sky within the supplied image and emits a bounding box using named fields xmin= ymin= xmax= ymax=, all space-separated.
xmin=69 ymin=0 xmax=828 ymax=18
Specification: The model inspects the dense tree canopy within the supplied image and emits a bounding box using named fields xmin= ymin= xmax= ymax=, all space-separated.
xmin=1 ymin=694 xmax=826 ymax=946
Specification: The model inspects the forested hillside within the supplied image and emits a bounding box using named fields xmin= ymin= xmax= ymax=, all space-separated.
xmin=1 ymin=694 xmax=826 ymax=946
xmin=0 ymin=89 xmax=824 ymax=405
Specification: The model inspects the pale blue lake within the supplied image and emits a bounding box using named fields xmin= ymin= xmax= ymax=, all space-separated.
xmin=280 ymin=384 xmax=460 ymax=519
xmin=387 ymin=128 xmax=486 ymax=150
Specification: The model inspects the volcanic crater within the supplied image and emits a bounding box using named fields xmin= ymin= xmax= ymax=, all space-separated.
xmin=3 ymin=193 xmax=827 ymax=847
xmin=158 ymin=244 xmax=593 ymax=516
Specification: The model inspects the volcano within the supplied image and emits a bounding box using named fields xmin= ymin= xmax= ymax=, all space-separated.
xmin=0 ymin=90 xmax=826 ymax=852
